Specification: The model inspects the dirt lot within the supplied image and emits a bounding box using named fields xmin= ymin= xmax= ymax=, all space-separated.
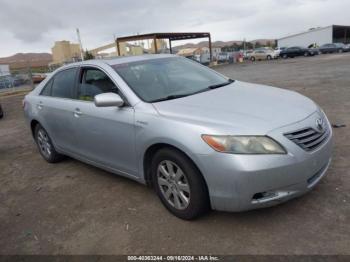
xmin=1 ymin=53 xmax=349 ymax=255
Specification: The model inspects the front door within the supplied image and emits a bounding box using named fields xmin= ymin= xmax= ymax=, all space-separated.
xmin=72 ymin=67 xmax=137 ymax=176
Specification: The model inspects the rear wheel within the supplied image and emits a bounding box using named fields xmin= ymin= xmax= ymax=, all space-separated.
xmin=151 ymin=148 xmax=209 ymax=220
xmin=304 ymin=52 xmax=308 ymax=57
xmin=266 ymin=55 xmax=272 ymax=60
xmin=250 ymin=56 xmax=256 ymax=61
xmin=35 ymin=124 xmax=64 ymax=163
xmin=282 ymin=54 xmax=288 ymax=59
xmin=338 ymin=49 xmax=343 ymax=53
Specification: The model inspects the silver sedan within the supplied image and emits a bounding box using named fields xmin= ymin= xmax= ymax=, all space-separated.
xmin=24 ymin=54 xmax=333 ymax=219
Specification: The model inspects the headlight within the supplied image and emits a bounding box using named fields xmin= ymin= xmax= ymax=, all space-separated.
xmin=202 ymin=135 xmax=286 ymax=154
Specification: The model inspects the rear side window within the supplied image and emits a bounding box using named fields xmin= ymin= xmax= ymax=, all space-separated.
xmin=51 ymin=68 xmax=78 ymax=99
xmin=40 ymin=78 xmax=53 ymax=96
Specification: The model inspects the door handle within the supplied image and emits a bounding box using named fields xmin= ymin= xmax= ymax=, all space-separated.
xmin=73 ymin=108 xmax=82 ymax=118
xmin=37 ymin=101 xmax=43 ymax=110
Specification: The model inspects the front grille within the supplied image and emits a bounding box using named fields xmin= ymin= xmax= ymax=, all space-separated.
xmin=284 ymin=124 xmax=329 ymax=151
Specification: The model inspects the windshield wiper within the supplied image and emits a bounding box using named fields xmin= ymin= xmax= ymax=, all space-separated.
xmin=208 ymin=79 xmax=234 ymax=89
xmin=151 ymin=94 xmax=189 ymax=103
xmin=151 ymin=79 xmax=235 ymax=103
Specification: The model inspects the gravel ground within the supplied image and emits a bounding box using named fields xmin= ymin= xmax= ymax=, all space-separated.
xmin=0 ymin=53 xmax=349 ymax=255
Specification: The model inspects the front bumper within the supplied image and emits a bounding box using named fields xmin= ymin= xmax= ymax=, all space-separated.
xmin=195 ymin=112 xmax=333 ymax=212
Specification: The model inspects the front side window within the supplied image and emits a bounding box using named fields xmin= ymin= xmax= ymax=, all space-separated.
xmin=78 ymin=68 xmax=119 ymax=101
xmin=51 ymin=68 xmax=78 ymax=99
xmin=112 ymin=57 xmax=229 ymax=102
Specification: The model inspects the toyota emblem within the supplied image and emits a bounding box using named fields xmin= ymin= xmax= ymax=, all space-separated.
xmin=316 ymin=118 xmax=324 ymax=132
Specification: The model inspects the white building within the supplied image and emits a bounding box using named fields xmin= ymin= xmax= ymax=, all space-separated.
xmin=211 ymin=47 xmax=222 ymax=59
xmin=0 ymin=64 xmax=10 ymax=77
xmin=278 ymin=25 xmax=350 ymax=48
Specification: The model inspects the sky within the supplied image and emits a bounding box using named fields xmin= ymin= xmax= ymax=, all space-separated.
xmin=0 ymin=0 xmax=349 ymax=57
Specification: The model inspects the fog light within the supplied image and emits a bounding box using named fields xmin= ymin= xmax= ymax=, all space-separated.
xmin=252 ymin=191 xmax=277 ymax=200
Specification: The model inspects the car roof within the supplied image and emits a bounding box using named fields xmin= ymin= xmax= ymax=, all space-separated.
xmin=59 ymin=54 xmax=176 ymax=70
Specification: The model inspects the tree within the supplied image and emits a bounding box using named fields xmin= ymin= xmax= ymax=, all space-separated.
xmin=84 ymin=50 xmax=94 ymax=60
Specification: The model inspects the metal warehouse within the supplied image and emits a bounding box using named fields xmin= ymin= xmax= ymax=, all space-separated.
xmin=278 ymin=25 xmax=350 ymax=47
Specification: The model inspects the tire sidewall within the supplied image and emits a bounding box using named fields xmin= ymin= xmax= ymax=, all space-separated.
xmin=151 ymin=148 xmax=209 ymax=219
xmin=34 ymin=124 xmax=62 ymax=163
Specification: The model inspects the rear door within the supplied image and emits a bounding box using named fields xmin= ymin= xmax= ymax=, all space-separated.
xmin=71 ymin=66 xmax=137 ymax=176
xmin=37 ymin=67 xmax=79 ymax=154
xmin=295 ymin=47 xmax=303 ymax=56
xmin=322 ymin=44 xmax=332 ymax=52
xmin=288 ymin=47 xmax=297 ymax=56
xmin=330 ymin=44 xmax=337 ymax=52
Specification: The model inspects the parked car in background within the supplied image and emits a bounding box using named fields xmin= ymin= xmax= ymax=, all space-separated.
xmin=0 ymin=75 xmax=28 ymax=89
xmin=32 ymin=73 xmax=47 ymax=83
xmin=280 ymin=46 xmax=316 ymax=58
xmin=194 ymin=53 xmax=211 ymax=65
xmin=319 ymin=43 xmax=347 ymax=54
xmin=0 ymin=76 xmax=13 ymax=89
xmin=250 ymin=49 xmax=277 ymax=61
xmin=334 ymin=43 xmax=349 ymax=52
xmin=23 ymin=54 xmax=333 ymax=219
xmin=243 ymin=50 xmax=253 ymax=60
xmin=307 ymin=44 xmax=321 ymax=55
xmin=274 ymin=47 xmax=286 ymax=57
xmin=217 ymin=52 xmax=229 ymax=63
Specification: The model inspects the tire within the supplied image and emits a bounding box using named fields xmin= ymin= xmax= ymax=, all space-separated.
xmin=151 ymin=148 xmax=209 ymax=220
xmin=250 ymin=56 xmax=255 ymax=61
xmin=282 ymin=54 xmax=287 ymax=59
xmin=266 ymin=55 xmax=272 ymax=60
xmin=34 ymin=124 xmax=64 ymax=163
xmin=303 ymin=52 xmax=308 ymax=57
xmin=338 ymin=49 xmax=343 ymax=53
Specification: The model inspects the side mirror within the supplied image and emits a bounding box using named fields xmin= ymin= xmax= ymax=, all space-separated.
xmin=94 ymin=92 xmax=124 ymax=107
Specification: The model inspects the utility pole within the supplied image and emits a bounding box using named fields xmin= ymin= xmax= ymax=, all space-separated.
xmin=27 ymin=61 xmax=34 ymax=90
xmin=76 ymin=28 xmax=84 ymax=61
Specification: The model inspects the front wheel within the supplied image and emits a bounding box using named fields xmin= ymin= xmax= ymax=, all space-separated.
xmin=282 ymin=54 xmax=288 ymax=59
xmin=151 ymin=148 xmax=209 ymax=220
xmin=266 ymin=55 xmax=272 ymax=60
xmin=250 ymin=56 xmax=256 ymax=61
xmin=35 ymin=124 xmax=64 ymax=163
xmin=304 ymin=52 xmax=308 ymax=57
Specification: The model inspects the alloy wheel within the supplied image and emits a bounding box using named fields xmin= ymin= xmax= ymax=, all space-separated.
xmin=157 ymin=160 xmax=191 ymax=210
xmin=37 ymin=128 xmax=52 ymax=158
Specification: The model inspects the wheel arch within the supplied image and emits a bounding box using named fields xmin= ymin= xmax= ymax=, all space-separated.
xmin=142 ymin=143 xmax=209 ymax=194
xmin=30 ymin=119 xmax=40 ymax=137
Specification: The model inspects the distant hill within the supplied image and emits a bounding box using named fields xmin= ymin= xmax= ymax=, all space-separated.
xmin=250 ymin=39 xmax=276 ymax=45
xmin=0 ymin=53 xmax=52 ymax=70
xmin=173 ymin=39 xmax=275 ymax=51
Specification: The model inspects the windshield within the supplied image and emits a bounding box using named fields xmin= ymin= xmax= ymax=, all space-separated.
xmin=112 ymin=57 xmax=230 ymax=102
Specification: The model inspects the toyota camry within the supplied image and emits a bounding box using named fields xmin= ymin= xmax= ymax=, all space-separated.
xmin=23 ymin=54 xmax=333 ymax=219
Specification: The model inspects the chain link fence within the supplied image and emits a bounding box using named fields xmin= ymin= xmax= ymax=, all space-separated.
xmin=0 ymin=67 xmax=35 ymax=95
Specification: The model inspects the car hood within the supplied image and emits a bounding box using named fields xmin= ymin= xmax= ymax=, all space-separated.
xmin=152 ymin=81 xmax=317 ymax=134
